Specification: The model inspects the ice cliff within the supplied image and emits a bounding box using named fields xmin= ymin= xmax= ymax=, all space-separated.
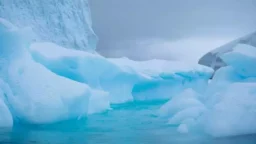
xmin=0 ymin=0 xmax=97 ymax=51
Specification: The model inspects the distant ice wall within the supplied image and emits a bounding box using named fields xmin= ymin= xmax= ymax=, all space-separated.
xmin=0 ymin=0 xmax=97 ymax=51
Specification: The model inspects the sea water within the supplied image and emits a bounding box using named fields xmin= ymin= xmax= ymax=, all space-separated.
xmin=0 ymin=101 xmax=255 ymax=144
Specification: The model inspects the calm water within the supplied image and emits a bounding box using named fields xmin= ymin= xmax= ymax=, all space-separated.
xmin=0 ymin=101 xmax=256 ymax=144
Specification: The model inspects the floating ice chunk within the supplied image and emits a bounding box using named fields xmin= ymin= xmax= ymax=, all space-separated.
xmin=220 ymin=44 xmax=256 ymax=77
xmin=203 ymin=82 xmax=256 ymax=137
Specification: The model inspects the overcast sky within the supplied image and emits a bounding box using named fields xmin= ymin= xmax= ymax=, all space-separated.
xmin=89 ymin=0 xmax=256 ymax=62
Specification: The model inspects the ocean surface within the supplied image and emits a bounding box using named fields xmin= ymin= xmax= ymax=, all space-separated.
xmin=0 ymin=100 xmax=256 ymax=144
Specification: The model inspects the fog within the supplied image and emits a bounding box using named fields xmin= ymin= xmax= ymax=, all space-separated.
xmin=89 ymin=0 xmax=256 ymax=62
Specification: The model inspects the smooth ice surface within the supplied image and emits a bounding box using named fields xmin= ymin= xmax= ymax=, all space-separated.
xmin=0 ymin=19 xmax=110 ymax=125
xmin=0 ymin=0 xmax=97 ymax=51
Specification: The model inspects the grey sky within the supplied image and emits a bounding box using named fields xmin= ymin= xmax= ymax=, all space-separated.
xmin=89 ymin=0 xmax=256 ymax=62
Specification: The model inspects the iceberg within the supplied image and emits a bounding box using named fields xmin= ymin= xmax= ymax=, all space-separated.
xmin=158 ymin=43 xmax=256 ymax=137
xmin=0 ymin=18 xmax=213 ymax=127
xmin=29 ymin=42 xmax=213 ymax=103
xmin=29 ymin=42 xmax=115 ymax=88
xmin=0 ymin=19 xmax=110 ymax=125
xmin=0 ymin=0 xmax=97 ymax=51
xmin=106 ymin=58 xmax=212 ymax=102
xmin=203 ymin=83 xmax=256 ymax=137
xmin=29 ymin=42 xmax=141 ymax=103
xmin=201 ymin=43 xmax=256 ymax=137
xmin=110 ymin=58 xmax=213 ymax=100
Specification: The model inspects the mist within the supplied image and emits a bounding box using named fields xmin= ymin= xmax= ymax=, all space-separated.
xmin=90 ymin=0 xmax=256 ymax=62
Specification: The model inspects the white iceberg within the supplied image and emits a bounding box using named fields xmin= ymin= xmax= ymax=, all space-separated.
xmin=0 ymin=18 xmax=110 ymax=125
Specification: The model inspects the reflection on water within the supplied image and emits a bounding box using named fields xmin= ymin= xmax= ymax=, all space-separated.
xmin=0 ymin=101 xmax=256 ymax=144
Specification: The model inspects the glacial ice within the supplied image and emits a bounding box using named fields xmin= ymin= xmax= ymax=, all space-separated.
xmin=220 ymin=44 xmax=256 ymax=77
xmin=159 ymin=89 xmax=206 ymax=132
xmin=29 ymin=42 xmax=140 ymax=103
xmin=158 ymin=43 xmax=256 ymax=137
xmin=0 ymin=19 xmax=110 ymax=125
xmin=110 ymin=58 xmax=213 ymax=100
xmin=0 ymin=18 xmax=215 ymax=127
xmin=0 ymin=0 xmax=97 ymax=51
xmin=202 ymin=44 xmax=256 ymax=137
xmin=29 ymin=42 xmax=213 ymax=103
xmin=2 ymin=0 xmax=255 ymax=137
xmin=203 ymin=82 xmax=256 ymax=137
